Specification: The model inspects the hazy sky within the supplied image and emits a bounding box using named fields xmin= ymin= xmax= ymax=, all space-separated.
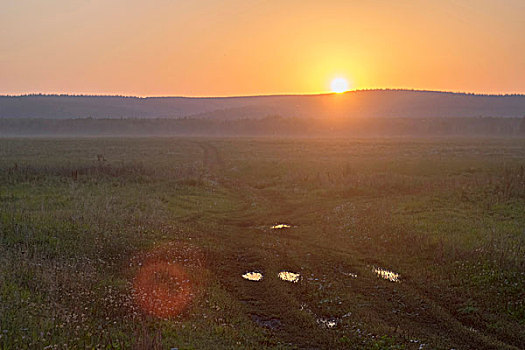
xmin=1 ymin=0 xmax=524 ymax=96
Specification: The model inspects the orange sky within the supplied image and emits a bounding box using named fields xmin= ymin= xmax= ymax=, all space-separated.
xmin=1 ymin=0 xmax=524 ymax=96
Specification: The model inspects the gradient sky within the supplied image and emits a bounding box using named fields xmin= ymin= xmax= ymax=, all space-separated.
xmin=1 ymin=0 xmax=524 ymax=96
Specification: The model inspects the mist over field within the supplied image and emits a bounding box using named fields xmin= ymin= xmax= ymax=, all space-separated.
xmin=2 ymin=90 xmax=525 ymax=137
xmin=2 ymin=90 xmax=524 ymax=120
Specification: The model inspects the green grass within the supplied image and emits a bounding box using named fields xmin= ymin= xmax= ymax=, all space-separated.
xmin=0 ymin=137 xmax=524 ymax=349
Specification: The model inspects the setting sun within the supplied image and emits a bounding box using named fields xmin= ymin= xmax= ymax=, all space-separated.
xmin=331 ymin=78 xmax=349 ymax=93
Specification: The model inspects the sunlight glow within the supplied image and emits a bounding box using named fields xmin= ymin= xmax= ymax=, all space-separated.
xmin=330 ymin=78 xmax=349 ymax=93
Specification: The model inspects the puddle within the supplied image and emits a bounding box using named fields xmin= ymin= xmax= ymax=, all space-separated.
xmin=278 ymin=271 xmax=301 ymax=283
xmin=342 ymin=272 xmax=358 ymax=278
xmin=317 ymin=317 xmax=338 ymax=329
xmin=251 ymin=314 xmax=282 ymax=330
xmin=242 ymin=271 xmax=263 ymax=281
xmin=374 ymin=267 xmax=400 ymax=282
xmin=270 ymin=224 xmax=291 ymax=230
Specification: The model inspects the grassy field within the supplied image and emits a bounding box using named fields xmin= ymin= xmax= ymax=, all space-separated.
xmin=0 ymin=137 xmax=524 ymax=349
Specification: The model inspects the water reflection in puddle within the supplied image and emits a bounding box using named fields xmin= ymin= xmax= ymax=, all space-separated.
xmin=301 ymin=303 xmax=342 ymax=330
xmin=374 ymin=267 xmax=400 ymax=282
xmin=317 ymin=317 xmax=337 ymax=329
xmin=270 ymin=224 xmax=291 ymax=229
xmin=342 ymin=272 xmax=358 ymax=278
xmin=251 ymin=314 xmax=282 ymax=330
xmin=278 ymin=271 xmax=301 ymax=283
xmin=242 ymin=272 xmax=263 ymax=281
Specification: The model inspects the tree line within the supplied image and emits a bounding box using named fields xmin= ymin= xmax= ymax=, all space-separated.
xmin=1 ymin=116 xmax=524 ymax=137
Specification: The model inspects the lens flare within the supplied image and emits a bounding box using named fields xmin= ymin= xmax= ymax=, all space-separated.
xmin=133 ymin=262 xmax=192 ymax=318
xmin=131 ymin=242 xmax=205 ymax=319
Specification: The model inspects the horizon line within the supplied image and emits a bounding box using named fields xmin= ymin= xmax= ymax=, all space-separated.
xmin=1 ymin=88 xmax=525 ymax=99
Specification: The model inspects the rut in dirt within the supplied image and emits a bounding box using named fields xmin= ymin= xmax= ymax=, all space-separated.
xmin=192 ymin=141 xmax=522 ymax=349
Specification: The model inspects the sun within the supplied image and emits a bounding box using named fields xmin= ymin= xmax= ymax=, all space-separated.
xmin=330 ymin=77 xmax=349 ymax=93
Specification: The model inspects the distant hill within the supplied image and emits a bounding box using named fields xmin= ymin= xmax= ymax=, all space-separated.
xmin=0 ymin=90 xmax=524 ymax=119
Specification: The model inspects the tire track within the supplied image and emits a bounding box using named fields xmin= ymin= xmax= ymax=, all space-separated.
xmin=198 ymin=142 xmax=224 ymax=172
xmin=191 ymin=141 xmax=522 ymax=349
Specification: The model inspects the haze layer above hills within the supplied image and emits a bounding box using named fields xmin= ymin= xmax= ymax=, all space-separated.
xmin=1 ymin=90 xmax=524 ymax=120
